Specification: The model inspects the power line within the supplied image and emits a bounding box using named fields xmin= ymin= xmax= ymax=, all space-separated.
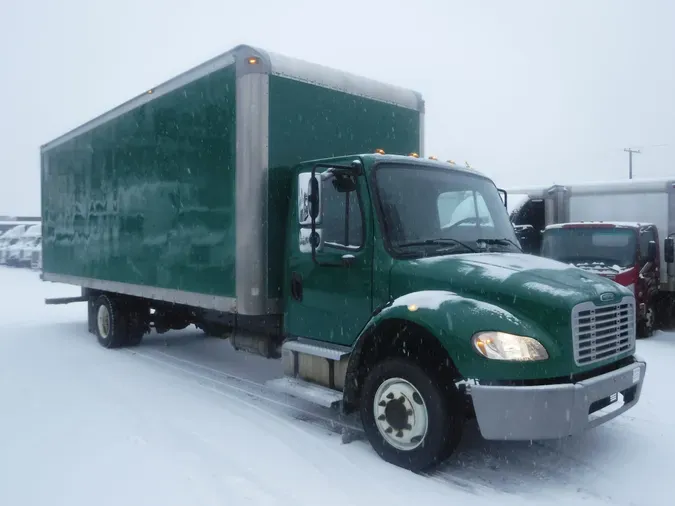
xmin=629 ymin=143 xmax=671 ymax=149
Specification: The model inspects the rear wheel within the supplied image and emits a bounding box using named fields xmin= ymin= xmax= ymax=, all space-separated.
xmin=93 ymin=295 xmax=148 ymax=348
xmin=94 ymin=295 xmax=126 ymax=348
xmin=360 ymin=358 xmax=463 ymax=472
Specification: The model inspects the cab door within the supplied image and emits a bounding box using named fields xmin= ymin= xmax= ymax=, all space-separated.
xmin=284 ymin=167 xmax=374 ymax=347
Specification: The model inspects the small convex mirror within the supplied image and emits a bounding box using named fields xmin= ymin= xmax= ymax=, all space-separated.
xmin=299 ymin=228 xmax=322 ymax=254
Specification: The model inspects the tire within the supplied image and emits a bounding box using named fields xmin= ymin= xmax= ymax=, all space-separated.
xmin=360 ymin=357 xmax=464 ymax=472
xmin=125 ymin=328 xmax=145 ymax=347
xmin=124 ymin=306 xmax=149 ymax=347
xmin=93 ymin=295 xmax=128 ymax=349
xmin=637 ymin=303 xmax=655 ymax=339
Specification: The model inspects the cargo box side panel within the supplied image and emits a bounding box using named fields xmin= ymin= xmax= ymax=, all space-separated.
xmin=266 ymin=75 xmax=421 ymax=298
xmin=42 ymin=65 xmax=237 ymax=301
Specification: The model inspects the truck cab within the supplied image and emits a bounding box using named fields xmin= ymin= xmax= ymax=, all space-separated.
xmin=541 ymin=222 xmax=659 ymax=337
xmin=269 ymin=152 xmax=647 ymax=470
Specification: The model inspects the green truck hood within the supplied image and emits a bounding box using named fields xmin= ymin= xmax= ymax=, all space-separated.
xmin=390 ymin=253 xmax=629 ymax=309
xmin=389 ymin=253 xmax=634 ymax=379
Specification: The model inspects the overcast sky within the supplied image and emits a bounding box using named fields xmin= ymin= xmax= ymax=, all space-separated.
xmin=1 ymin=0 xmax=673 ymax=215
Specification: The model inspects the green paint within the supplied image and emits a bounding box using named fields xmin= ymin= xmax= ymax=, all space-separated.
xmin=284 ymin=156 xmax=376 ymax=343
xmin=386 ymin=253 xmax=634 ymax=379
xmin=42 ymin=65 xmax=238 ymax=297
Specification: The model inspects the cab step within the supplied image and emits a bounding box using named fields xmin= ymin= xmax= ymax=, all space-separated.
xmin=265 ymin=377 xmax=343 ymax=409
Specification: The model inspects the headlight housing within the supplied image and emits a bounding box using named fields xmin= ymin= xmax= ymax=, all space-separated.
xmin=472 ymin=331 xmax=549 ymax=361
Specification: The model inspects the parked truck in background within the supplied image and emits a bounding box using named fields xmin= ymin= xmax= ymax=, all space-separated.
xmin=542 ymin=222 xmax=661 ymax=338
xmin=41 ymin=44 xmax=647 ymax=472
xmin=0 ymin=223 xmax=32 ymax=264
xmin=7 ymin=223 xmax=41 ymax=267
xmin=508 ymin=178 xmax=675 ymax=336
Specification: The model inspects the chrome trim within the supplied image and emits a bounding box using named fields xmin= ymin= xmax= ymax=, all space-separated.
xmin=42 ymin=272 xmax=282 ymax=314
xmin=235 ymin=54 xmax=271 ymax=316
xmin=41 ymin=52 xmax=237 ymax=151
xmin=42 ymin=272 xmax=237 ymax=311
xmin=571 ymin=296 xmax=635 ymax=366
xmin=41 ymin=44 xmax=424 ymax=152
xmin=266 ymin=49 xmax=424 ymax=111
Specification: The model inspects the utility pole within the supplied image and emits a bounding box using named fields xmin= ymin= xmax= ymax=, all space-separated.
xmin=624 ymin=148 xmax=641 ymax=179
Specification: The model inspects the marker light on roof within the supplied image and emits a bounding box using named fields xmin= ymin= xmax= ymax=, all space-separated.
xmin=408 ymin=152 xmax=420 ymax=158
xmin=247 ymin=57 xmax=260 ymax=65
xmin=374 ymin=148 xmax=385 ymax=154
xmin=447 ymin=160 xmax=456 ymax=164
xmin=428 ymin=156 xmax=438 ymax=160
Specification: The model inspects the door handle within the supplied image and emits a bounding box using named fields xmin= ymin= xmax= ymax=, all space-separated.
xmin=341 ymin=254 xmax=356 ymax=267
xmin=290 ymin=271 xmax=303 ymax=301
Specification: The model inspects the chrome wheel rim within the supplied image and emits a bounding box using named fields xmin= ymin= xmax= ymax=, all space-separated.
xmin=373 ymin=377 xmax=428 ymax=451
xmin=97 ymin=304 xmax=110 ymax=338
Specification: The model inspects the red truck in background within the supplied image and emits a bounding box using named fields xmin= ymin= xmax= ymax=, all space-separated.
xmin=541 ymin=222 xmax=660 ymax=338
xmin=507 ymin=178 xmax=675 ymax=337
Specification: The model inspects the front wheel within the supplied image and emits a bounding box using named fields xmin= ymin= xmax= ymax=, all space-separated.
xmin=360 ymin=358 xmax=464 ymax=472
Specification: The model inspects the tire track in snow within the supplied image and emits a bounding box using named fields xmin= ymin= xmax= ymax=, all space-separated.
xmin=126 ymin=345 xmax=632 ymax=504
xmin=125 ymin=347 xmax=524 ymax=497
xmin=124 ymin=347 xmax=498 ymax=504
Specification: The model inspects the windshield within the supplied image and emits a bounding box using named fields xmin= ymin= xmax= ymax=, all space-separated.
xmin=541 ymin=227 xmax=637 ymax=268
xmin=374 ymin=164 xmax=519 ymax=256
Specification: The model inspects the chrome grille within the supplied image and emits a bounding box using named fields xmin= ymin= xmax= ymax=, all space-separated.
xmin=571 ymin=297 xmax=635 ymax=366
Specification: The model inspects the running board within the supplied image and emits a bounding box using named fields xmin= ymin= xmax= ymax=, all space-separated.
xmin=265 ymin=377 xmax=343 ymax=409
xmin=282 ymin=338 xmax=351 ymax=361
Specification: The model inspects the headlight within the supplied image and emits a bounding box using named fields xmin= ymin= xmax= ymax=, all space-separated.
xmin=472 ymin=331 xmax=549 ymax=361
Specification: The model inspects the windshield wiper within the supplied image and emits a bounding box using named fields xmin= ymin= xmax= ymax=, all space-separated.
xmin=396 ymin=238 xmax=477 ymax=253
xmin=476 ymin=238 xmax=523 ymax=252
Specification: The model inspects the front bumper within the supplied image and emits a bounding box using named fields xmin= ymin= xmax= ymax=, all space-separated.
xmin=470 ymin=357 xmax=646 ymax=440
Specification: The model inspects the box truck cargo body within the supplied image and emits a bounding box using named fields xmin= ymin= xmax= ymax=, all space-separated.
xmin=41 ymin=45 xmax=646 ymax=472
xmin=41 ymin=44 xmax=423 ymax=317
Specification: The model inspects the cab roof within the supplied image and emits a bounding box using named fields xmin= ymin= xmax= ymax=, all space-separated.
xmin=297 ymin=153 xmax=488 ymax=179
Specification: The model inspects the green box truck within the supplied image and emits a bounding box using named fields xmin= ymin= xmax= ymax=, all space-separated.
xmin=41 ymin=44 xmax=646 ymax=472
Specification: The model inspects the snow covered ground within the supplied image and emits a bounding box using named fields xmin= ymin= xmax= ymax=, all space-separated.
xmin=0 ymin=266 xmax=672 ymax=506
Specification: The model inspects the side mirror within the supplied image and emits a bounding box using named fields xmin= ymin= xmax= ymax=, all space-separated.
xmin=664 ymin=237 xmax=674 ymax=263
xmin=647 ymin=240 xmax=657 ymax=263
xmin=297 ymin=172 xmax=321 ymax=226
xmin=497 ymin=188 xmax=508 ymax=209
